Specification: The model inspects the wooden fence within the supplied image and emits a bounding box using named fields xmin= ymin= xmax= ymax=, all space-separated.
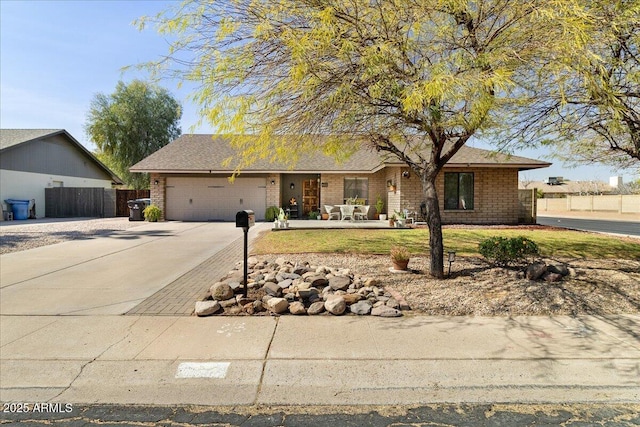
xmin=45 ymin=188 xmax=116 ymax=218
xmin=115 ymin=189 xmax=150 ymax=216
xmin=518 ymin=189 xmax=537 ymax=224
xmin=44 ymin=188 xmax=151 ymax=218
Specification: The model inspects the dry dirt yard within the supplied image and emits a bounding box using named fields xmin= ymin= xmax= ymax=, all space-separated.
xmin=269 ymin=253 xmax=640 ymax=316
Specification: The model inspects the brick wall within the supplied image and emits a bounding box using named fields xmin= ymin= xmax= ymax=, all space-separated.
xmin=151 ymin=168 xmax=521 ymax=224
xmin=150 ymin=173 xmax=166 ymax=221
xmin=319 ymin=170 xmax=387 ymax=218
xmin=266 ymin=173 xmax=280 ymax=208
xmin=395 ymin=168 xmax=520 ymax=224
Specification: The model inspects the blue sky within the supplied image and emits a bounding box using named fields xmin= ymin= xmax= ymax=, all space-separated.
xmin=1 ymin=0 xmax=637 ymax=184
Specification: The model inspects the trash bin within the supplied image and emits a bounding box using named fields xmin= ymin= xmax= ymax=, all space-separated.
xmin=127 ymin=199 xmax=147 ymax=221
xmin=4 ymin=199 xmax=30 ymax=220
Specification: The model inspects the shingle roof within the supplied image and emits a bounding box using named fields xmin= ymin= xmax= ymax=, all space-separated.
xmin=0 ymin=129 xmax=63 ymax=150
xmin=130 ymin=134 xmax=551 ymax=173
xmin=1 ymin=129 xmax=123 ymax=184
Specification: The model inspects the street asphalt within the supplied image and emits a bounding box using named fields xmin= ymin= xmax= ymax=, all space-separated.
xmin=1 ymin=220 xmax=639 ymax=425
xmin=537 ymin=216 xmax=640 ymax=238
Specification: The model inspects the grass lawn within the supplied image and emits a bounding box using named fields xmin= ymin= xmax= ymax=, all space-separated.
xmin=252 ymin=228 xmax=640 ymax=259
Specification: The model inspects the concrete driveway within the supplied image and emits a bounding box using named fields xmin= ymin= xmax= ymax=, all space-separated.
xmin=0 ymin=222 xmax=266 ymax=316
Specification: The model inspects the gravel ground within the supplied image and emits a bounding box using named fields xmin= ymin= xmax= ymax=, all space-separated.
xmin=253 ymin=253 xmax=640 ymax=316
xmin=0 ymin=217 xmax=146 ymax=255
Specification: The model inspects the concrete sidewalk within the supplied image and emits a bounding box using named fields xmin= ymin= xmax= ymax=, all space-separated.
xmin=1 ymin=314 xmax=638 ymax=406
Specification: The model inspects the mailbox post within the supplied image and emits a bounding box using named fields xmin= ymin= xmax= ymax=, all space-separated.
xmin=235 ymin=210 xmax=255 ymax=297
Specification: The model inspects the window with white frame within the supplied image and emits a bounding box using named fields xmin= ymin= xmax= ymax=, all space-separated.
xmin=343 ymin=177 xmax=368 ymax=203
xmin=444 ymin=172 xmax=474 ymax=210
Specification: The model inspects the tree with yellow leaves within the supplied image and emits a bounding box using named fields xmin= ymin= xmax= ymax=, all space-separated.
xmin=138 ymin=0 xmax=589 ymax=278
xmin=504 ymin=0 xmax=639 ymax=172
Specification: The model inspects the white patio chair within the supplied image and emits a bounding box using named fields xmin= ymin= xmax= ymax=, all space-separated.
xmin=404 ymin=208 xmax=415 ymax=224
xmin=340 ymin=205 xmax=354 ymax=221
xmin=325 ymin=205 xmax=340 ymax=220
xmin=354 ymin=205 xmax=370 ymax=221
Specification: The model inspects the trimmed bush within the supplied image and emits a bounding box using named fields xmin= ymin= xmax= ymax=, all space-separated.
xmin=143 ymin=204 xmax=162 ymax=222
xmin=265 ymin=206 xmax=280 ymax=222
xmin=479 ymin=236 xmax=539 ymax=266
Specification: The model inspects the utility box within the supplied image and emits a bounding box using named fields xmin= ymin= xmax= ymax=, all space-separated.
xmin=236 ymin=210 xmax=255 ymax=229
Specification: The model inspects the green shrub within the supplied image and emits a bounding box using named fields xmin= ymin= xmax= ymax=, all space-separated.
xmin=479 ymin=236 xmax=539 ymax=266
xmin=143 ymin=204 xmax=162 ymax=222
xmin=265 ymin=206 xmax=280 ymax=222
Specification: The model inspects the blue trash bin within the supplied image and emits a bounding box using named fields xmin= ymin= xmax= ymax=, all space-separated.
xmin=5 ymin=199 xmax=30 ymax=220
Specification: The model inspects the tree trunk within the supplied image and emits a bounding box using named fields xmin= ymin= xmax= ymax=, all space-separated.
xmin=422 ymin=175 xmax=444 ymax=278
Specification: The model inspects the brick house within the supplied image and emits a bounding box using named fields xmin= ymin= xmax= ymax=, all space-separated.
xmin=130 ymin=134 xmax=550 ymax=223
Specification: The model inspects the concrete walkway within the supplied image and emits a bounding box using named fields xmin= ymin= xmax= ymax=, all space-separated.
xmin=0 ymin=220 xmax=638 ymax=407
xmin=1 ymin=314 xmax=638 ymax=405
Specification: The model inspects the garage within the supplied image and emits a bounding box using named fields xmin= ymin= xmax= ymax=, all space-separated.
xmin=165 ymin=177 xmax=266 ymax=221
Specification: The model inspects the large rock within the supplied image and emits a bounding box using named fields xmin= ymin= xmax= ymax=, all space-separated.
xmin=526 ymin=262 xmax=547 ymax=280
xmin=365 ymin=278 xmax=379 ymax=287
xmin=298 ymin=287 xmax=319 ymax=300
xmin=307 ymin=301 xmax=325 ymax=315
xmin=548 ymin=264 xmax=570 ymax=276
xmin=294 ymin=266 xmax=309 ymax=276
xmin=252 ymin=300 xmax=266 ymax=313
xmin=278 ymin=278 xmax=294 ymax=289
xmin=543 ymin=272 xmax=564 ymax=283
xmin=307 ymin=275 xmax=329 ymax=288
xmin=349 ymin=300 xmax=372 ymax=315
xmin=342 ymin=293 xmax=363 ymax=305
xmin=324 ymin=295 xmax=347 ymax=315
xmin=329 ymin=276 xmax=351 ymax=291
xmin=266 ymin=297 xmax=289 ymax=314
xmin=195 ymin=300 xmax=221 ymax=317
xmin=210 ymin=283 xmax=234 ymax=301
xmin=263 ymin=282 xmax=283 ymax=297
xmin=219 ymin=297 xmax=238 ymax=308
xmin=371 ymin=306 xmax=402 ymax=317
xmin=226 ymin=281 xmax=242 ymax=292
xmin=289 ymin=301 xmax=307 ymax=315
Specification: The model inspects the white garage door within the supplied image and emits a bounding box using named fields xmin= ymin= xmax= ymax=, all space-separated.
xmin=165 ymin=177 xmax=266 ymax=221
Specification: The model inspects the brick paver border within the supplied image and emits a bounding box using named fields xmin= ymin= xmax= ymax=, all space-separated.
xmin=127 ymin=235 xmax=248 ymax=316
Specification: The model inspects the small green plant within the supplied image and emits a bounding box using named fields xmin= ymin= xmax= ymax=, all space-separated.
xmin=143 ymin=204 xmax=162 ymax=222
xmin=308 ymin=210 xmax=319 ymax=219
xmin=479 ymin=236 xmax=539 ymax=266
xmin=265 ymin=206 xmax=280 ymax=222
xmin=375 ymin=194 xmax=385 ymax=215
xmin=278 ymin=208 xmax=288 ymax=221
xmin=390 ymin=245 xmax=410 ymax=262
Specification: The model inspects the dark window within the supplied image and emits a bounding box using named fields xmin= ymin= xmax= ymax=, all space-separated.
xmin=344 ymin=178 xmax=368 ymax=203
xmin=444 ymin=173 xmax=474 ymax=210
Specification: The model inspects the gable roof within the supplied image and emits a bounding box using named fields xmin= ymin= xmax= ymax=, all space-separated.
xmin=130 ymin=134 xmax=551 ymax=174
xmin=1 ymin=129 xmax=123 ymax=184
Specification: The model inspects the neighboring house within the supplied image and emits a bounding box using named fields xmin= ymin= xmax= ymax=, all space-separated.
xmin=131 ymin=134 xmax=551 ymax=224
xmin=519 ymin=180 xmax=617 ymax=198
xmin=0 ymin=129 xmax=123 ymax=218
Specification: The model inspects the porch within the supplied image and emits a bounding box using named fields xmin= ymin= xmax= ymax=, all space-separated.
xmin=271 ymin=219 xmax=417 ymax=230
